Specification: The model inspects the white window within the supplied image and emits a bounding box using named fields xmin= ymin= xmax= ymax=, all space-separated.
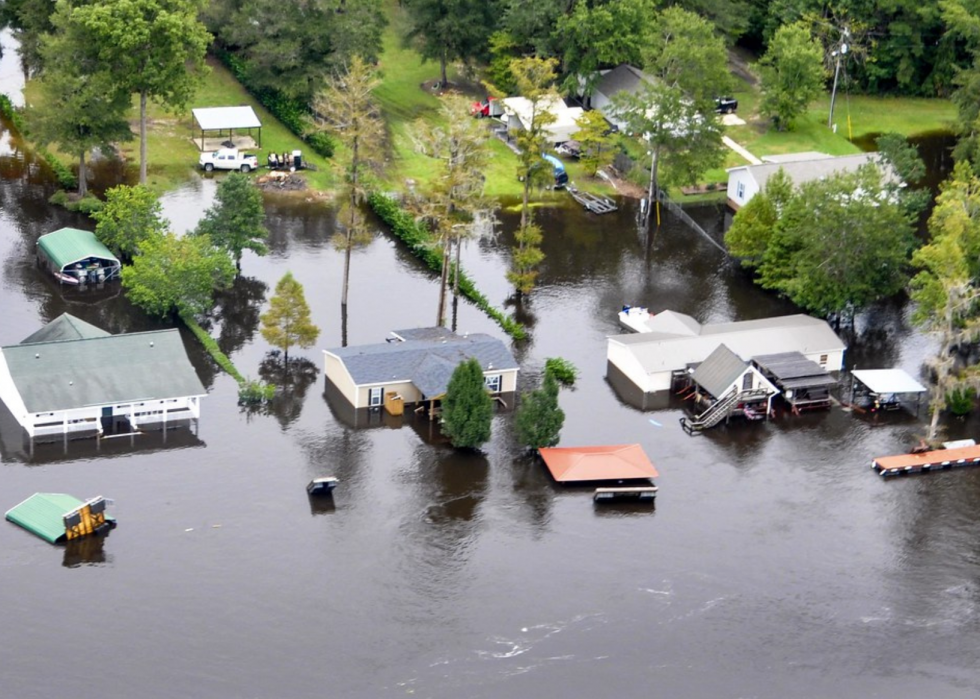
xmin=741 ymin=373 xmax=753 ymax=391
xmin=368 ymin=387 xmax=384 ymax=407
xmin=736 ymin=181 xmax=746 ymax=200
xmin=484 ymin=374 xmax=502 ymax=393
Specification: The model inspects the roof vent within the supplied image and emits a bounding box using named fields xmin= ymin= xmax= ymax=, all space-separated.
xmin=35 ymin=353 xmax=39 ymax=359
xmin=150 ymin=341 xmax=154 ymax=347
xmin=69 ymin=381 xmax=73 ymax=386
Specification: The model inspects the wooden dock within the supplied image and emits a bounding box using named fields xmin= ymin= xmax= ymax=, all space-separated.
xmin=568 ymin=186 xmax=618 ymax=214
xmin=593 ymin=485 xmax=658 ymax=502
xmin=871 ymin=444 xmax=980 ymax=477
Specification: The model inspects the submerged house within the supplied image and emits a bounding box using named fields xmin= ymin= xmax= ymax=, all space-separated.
xmin=725 ymin=152 xmax=893 ymax=211
xmin=607 ymin=310 xmax=845 ymax=408
xmin=324 ymin=327 xmax=518 ymax=414
xmin=36 ymin=227 xmax=121 ymax=286
xmin=0 ymin=314 xmax=206 ymax=441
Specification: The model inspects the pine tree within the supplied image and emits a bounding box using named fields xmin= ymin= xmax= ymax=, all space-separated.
xmin=260 ymin=272 xmax=321 ymax=365
xmin=515 ymin=371 xmax=565 ymax=449
xmin=441 ymin=358 xmax=493 ymax=449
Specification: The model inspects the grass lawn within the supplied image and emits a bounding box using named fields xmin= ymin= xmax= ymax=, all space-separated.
xmin=723 ymin=60 xmax=957 ymax=163
xmin=24 ymin=57 xmax=336 ymax=196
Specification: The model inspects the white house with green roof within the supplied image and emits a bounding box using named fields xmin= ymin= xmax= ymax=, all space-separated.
xmin=0 ymin=314 xmax=207 ymax=440
xmin=36 ymin=227 xmax=120 ymax=285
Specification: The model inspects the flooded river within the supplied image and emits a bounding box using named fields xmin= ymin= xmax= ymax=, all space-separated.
xmin=2 ymin=101 xmax=980 ymax=697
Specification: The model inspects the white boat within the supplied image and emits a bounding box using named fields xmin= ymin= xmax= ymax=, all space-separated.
xmin=618 ymin=305 xmax=654 ymax=333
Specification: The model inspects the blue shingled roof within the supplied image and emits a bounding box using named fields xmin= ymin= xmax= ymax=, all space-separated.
xmin=327 ymin=328 xmax=518 ymax=398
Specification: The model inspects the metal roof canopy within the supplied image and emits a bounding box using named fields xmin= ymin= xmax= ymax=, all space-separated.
xmin=5 ymin=492 xmax=85 ymax=543
xmin=36 ymin=228 xmax=119 ymax=272
xmin=192 ymin=106 xmax=261 ymax=130
xmin=753 ymin=352 xmax=837 ymax=390
xmin=851 ymin=369 xmax=926 ymax=394
xmin=539 ymin=444 xmax=659 ymax=483
xmin=191 ymin=106 xmax=262 ymax=149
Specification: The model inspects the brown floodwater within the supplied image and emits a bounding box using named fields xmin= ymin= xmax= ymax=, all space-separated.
xmin=2 ymin=91 xmax=980 ymax=698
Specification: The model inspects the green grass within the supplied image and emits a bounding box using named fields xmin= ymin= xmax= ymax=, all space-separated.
xmin=26 ymin=57 xmax=336 ymax=196
xmin=723 ymin=63 xmax=957 ymax=163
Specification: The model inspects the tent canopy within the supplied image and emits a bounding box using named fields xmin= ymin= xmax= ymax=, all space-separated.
xmin=539 ymin=444 xmax=659 ymax=483
xmin=192 ymin=106 xmax=261 ymax=130
xmin=851 ymin=369 xmax=926 ymax=394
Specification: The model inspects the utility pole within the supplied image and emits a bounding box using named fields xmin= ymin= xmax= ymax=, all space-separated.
xmin=828 ymin=28 xmax=849 ymax=129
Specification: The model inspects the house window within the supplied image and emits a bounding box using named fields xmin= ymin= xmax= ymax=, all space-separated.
xmin=741 ymin=373 xmax=753 ymax=391
xmin=484 ymin=374 xmax=502 ymax=393
xmin=819 ymin=354 xmax=828 ymax=366
xmin=736 ymin=181 xmax=746 ymax=200
xmin=368 ymin=387 xmax=384 ymax=407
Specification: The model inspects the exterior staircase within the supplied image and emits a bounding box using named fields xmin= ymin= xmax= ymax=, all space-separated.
xmin=679 ymin=388 xmax=772 ymax=435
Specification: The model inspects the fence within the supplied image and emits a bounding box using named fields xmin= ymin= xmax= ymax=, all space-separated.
xmin=656 ymin=190 xmax=728 ymax=255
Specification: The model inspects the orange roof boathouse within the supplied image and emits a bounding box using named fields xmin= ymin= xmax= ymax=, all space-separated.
xmin=538 ymin=444 xmax=660 ymax=502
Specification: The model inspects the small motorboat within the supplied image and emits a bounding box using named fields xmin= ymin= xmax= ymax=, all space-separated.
xmin=618 ymin=305 xmax=653 ymax=333
xmin=306 ymin=477 xmax=339 ymax=496
xmin=54 ymin=271 xmax=81 ymax=285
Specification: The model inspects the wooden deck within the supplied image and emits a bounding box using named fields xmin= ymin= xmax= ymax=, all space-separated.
xmin=568 ymin=186 xmax=618 ymax=214
xmin=871 ymin=444 xmax=980 ymax=477
xmin=593 ymin=485 xmax=658 ymax=502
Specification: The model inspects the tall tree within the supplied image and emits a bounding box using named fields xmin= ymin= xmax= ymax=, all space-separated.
xmin=441 ymin=358 xmax=493 ymax=450
xmin=194 ymin=172 xmax=268 ymax=274
xmin=33 ymin=9 xmax=133 ymax=198
xmin=753 ymin=165 xmax=916 ymax=319
xmin=204 ymin=0 xmax=385 ymax=103
xmin=260 ymin=272 xmax=321 ymax=365
xmin=574 ymin=110 xmax=615 ymax=178
xmin=122 ymin=232 xmax=236 ymax=318
xmin=507 ymin=56 xmax=558 ymax=298
xmin=93 ymin=184 xmax=169 ymax=261
xmin=403 ymin=0 xmax=498 ymax=87
xmin=557 ymin=0 xmax=655 ymax=96
xmin=612 ymin=82 xmax=724 ymax=225
xmin=515 ymin=370 xmax=564 ymax=449
xmin=72 ymin=0 xmax=211 ymax=185
xmin=910 ymin=163 xmax=980 ymax=439
xmin=758 ymin=21 xmax=825 ymax=131
xmin=310 ymin=56 xmax=384 ymax=322
xmin=413 ymin=94 xmax=491 ymax=326
xmin=612 ymin=6 xmax=729 ymax=226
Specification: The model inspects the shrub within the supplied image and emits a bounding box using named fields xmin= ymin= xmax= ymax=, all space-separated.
xmin=304 ymin=131 xmax=335 ymax=158
xmin=238 ymin=378 xmax=276 ymax=404
xmin=544 ymin=357 xmax=578 ymax=386
xmin=946 ymin=387 xmax=975 ymax=416
xmin=48 ymin=190 xmax=70 ymax=207
xmin=68 ymin=196 xmax=104 ymax=215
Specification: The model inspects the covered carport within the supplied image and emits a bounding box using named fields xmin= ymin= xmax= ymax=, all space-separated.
xmin=191 ymin=106 xmax=262 ymax=151
xmin=849 ymin=369 xmax=927 ymax=414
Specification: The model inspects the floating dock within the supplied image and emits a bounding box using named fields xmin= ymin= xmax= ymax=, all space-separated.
xmin=593 ymin=486 xmax=658 ymax=503
xmin=307 ymin=477 xmax=339 ymax=495
xmin=567 ymin=186 xmax=618 ymax=214
xmin=871 ymin=444 xmax=980 ymax=477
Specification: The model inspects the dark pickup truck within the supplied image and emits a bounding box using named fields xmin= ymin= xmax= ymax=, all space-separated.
xmin=715 ymin=97 xmax=738 ymax=114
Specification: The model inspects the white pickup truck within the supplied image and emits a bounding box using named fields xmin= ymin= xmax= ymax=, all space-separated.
xmin=199 ymin=148 xmax=259 ymax=173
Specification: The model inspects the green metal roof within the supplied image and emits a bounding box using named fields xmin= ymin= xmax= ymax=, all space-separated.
xmin=20 ymin=313 xmax=111 ymax=344
xmin=1 ymin=329 xmax=207 ymax=412
xmin=5 ymin=492 xmax=85 ymax=543
xmin=36 ymin=228 xmax=120 ymax=271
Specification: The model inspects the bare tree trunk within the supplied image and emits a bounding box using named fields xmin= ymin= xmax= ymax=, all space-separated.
xmin=139 ymin=91 xmax=147 ymax=185
xmin=646 ymin=145 xmax=659 ymax=229
xmin=78 ymin=151 xmax=88 ymax=198
xmin=342 ymin=138 xmax=359 ymax=309
xmin=437 ymin=240 xmax=450 ymax=326
xmin=440 ymin=52 xmax=448 ymax=88
xmin=927 ymin=402 xmax=941 ymax=441
xmin=453 ymin=233 xmax=462 ymax=301
xmin=341 ymin=303 xmax=348 ymax=348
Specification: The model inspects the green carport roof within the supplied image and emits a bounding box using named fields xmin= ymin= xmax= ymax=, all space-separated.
xmin=36 ymin=228 xmax=119 ymax=271
xmin=5 ymin=492 xmax=84 ymax=543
